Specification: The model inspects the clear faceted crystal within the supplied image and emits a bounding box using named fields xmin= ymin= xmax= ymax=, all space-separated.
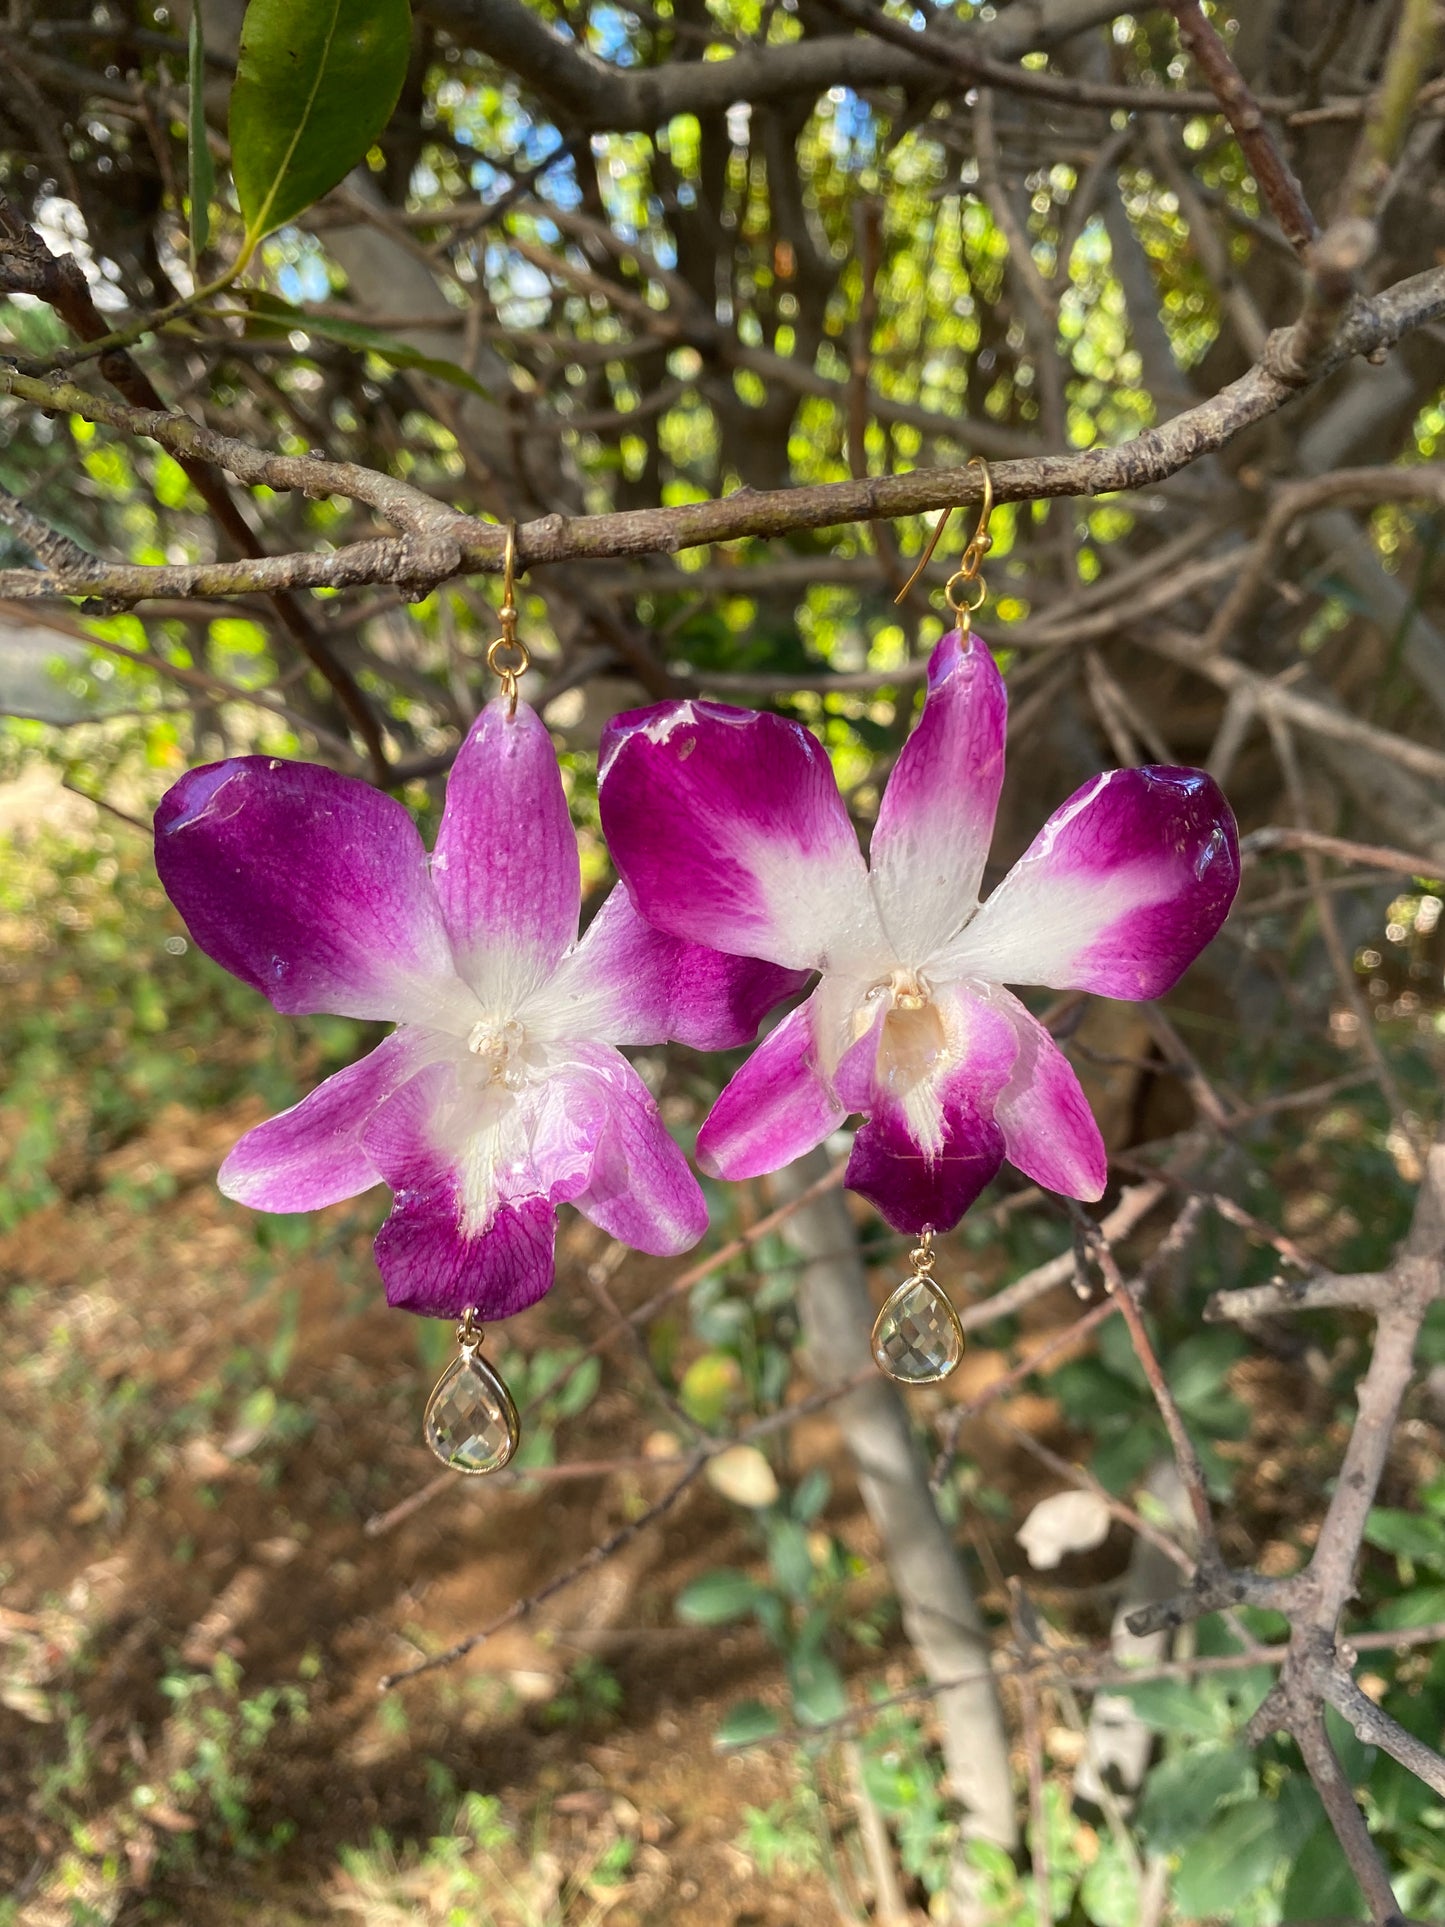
xmin=872 ymin=1277 xmax=963 ymax=1384
xmin=423 ymin=1353 xmax=518 ymax=1474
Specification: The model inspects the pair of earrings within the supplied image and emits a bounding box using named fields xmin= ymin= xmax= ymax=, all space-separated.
xmin=426 ymin=1225 xmax=968 ymax=1478
xmin=422 ymin=480 xmax=992 ymax=1476
xmin=425 ymin=1227 xmax=966 ymax=1482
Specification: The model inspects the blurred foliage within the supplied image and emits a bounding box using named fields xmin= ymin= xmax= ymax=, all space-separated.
xmin=0 ymin=825 xmax=373 ymax=1228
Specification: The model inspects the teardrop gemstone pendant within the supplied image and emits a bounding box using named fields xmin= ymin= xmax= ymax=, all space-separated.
xmin=871 ymin=1232 xmax=964 ymax=1385
xmin=423 ymin=1309 xmax=521 ymax=1475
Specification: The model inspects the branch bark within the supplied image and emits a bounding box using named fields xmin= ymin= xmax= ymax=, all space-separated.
xmin=1165 ymin=0 xmax=1320 ymax=252
xmin=416 ymin=0 xmax=1127 ymax=130
xmin=4 ymin=262 xmax=1443 ymax=605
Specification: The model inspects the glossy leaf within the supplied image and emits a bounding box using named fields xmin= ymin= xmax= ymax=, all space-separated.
xmin=229 ymin=0 xmax=413 ymax=247
xmin=187 ymin=7 xmax=214 ymax=267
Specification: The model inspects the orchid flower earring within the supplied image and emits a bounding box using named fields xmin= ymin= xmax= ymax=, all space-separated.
xmin=598 ymin=464 xmax=1242 ymax=1387
xmin=154 ymin=525 xmax=801 ymax=1475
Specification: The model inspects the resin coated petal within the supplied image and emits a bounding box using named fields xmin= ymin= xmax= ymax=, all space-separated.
xmin=361 ymin=1064 xmax=574 ymax=1319
xmin=600 ymin=701 xmax=881 ymax=971
xmin=219 ymin=1028 xmax=440 ymax=1211
xmin=431 ymin=699 xmax=581 ymax=1002
xmin=937 ymin=766 xmax=1240 ymax=999
xmin=537 ymin=886 xmax=806 ymax=1050
xmin=154 ymin=757 xmax=469 ymax=1027
xmin=364 ymin=1061 xmax=598 ymax=1221
xmin=844 ymin=988 xmax=1017 ymax=1235
xmin=846 ymin=1094 xmax=1005 ymax=1236
xmin=870 ymin=630 xmax=1007 ymax=962
xmin=377 ymin=1191 xmax=557 ymax=1320
xmin=992 ymin=991 xmax=1107 ymax=1202
xmin=565 ymin=1046 xmax=709 ymax=1255
xmin=696 ymin=1001 xmax=846 ymax=1181
xmin=832 ymin=994 xmax=887 ymax=1115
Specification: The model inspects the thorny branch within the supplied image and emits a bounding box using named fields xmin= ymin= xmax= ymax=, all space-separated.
xmin=1113 ymin=1131 xmax=1445 ymax=1916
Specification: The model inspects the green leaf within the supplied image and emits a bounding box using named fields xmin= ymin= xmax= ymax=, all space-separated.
xmin=187 ymin=8 xmax=214 ymax=268
xmin=786 ymin=1651 xmax=847 ymax=1728
xmin=1111 ymin=1677 xmax=1233 ymax=1740
xmin=677 ymin=1349 xmax=742 ymax=1426
xmin=241 ymin=293 xmax=496 ymax=399
xmin=1365 ymin=1583 xmax=1445 ymax=1631
xmin=715 ymin=1700 xmax=780 ymax=1748
xmin=229 ymin=0 xmax=413 ymax=247
xmin=1280 ymin=1823 xmax=1364 ymax=1920
xmin=791 ymin=1468 xmax=830 ymax=1524
xmin=1079 ymin=1836 xmax=1142 ymax=1927
xmin=765 ymin=1516 xmax=815 ymax=1602
xmin=675 ymin=1569 xmax=764 ymax=1626
xmin=552 ymin=1354 xmax=601 ymax=1420
xmin=1137 ymin=1743 xmax=1254 ymax=1848
xmin=1364 ymin=1506 xmax=1445 ymax=1570
xmin=1169 ymin=1331 xmax=1250 ymax=1439
xmin=1172 ymin=1799 xmax=1284 ymax=1916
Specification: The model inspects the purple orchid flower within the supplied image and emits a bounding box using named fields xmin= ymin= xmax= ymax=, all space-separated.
xmin=154 ymin=701 xmax=802 ymax=1319
xmin=598 ymin=629 xmax=1240 ymax=1236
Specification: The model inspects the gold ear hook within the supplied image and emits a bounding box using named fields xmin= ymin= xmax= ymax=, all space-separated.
xmin=894 ymin=456 xmax=995 ymax=627
xmin=485 ymin=520 xmax=530 ymax=715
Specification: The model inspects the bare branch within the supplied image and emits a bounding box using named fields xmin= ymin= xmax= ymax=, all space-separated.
xmin=1164 ymin=0 xmax=1320 ymax=252
xmin=415 ymin=0 xmax=1129 ymax=130
xmin=1292 ymin=1706 xmax=1405 ymax=1922
xmin=4 ymin=265 xmax=1444 ymax=608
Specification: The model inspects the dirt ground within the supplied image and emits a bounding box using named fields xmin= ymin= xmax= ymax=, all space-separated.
xmin=0 ymin=1060 xmax=1205 ymax=1927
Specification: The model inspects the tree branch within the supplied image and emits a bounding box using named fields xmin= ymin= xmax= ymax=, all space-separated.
xmin=1164 ymin=0 xmax=1320 ymax=252
xmin=3 ymin=263 xmax=1443 ymax=607
xmin=416 ymin=0 xmax=1127 ymax=130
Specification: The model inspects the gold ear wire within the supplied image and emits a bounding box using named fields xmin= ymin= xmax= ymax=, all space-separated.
xmin=894 ymin=457 xmax=995 ymax=625
xmin=485 ymin=521 xmax=530 ymax=714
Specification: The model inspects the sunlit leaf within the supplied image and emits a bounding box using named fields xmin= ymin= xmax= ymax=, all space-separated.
xmin=230 ymin=0 xmax=413 ymax=248
xmin=675 ymin=1569 xmax=763 ymax=1625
